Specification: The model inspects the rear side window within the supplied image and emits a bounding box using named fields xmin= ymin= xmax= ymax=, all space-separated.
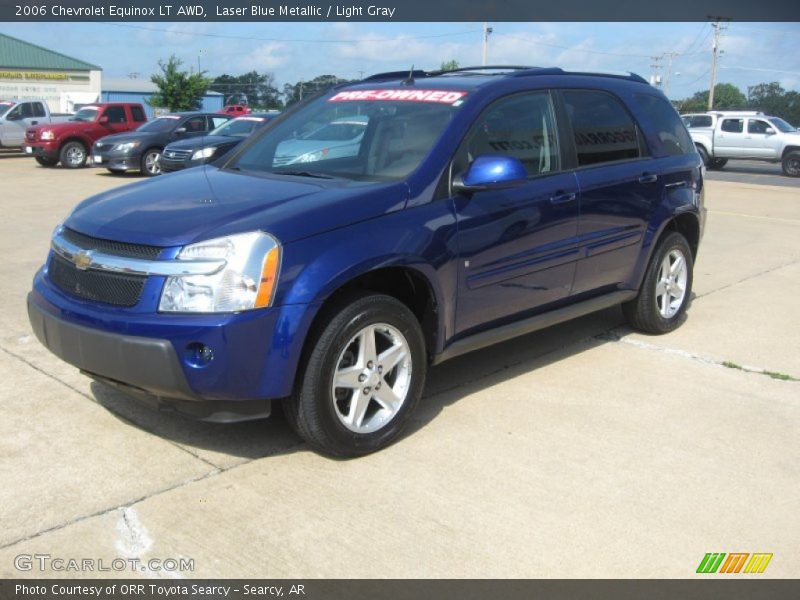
xmin=686 ymin=115 xmax=712 ymax=128
xmin=721 ymin=119 xmax=743 ymax=133
xmin=131 ymin=106 xmax=146 ymax=122
xmin=32 ymin=102 xmax=46 ymax=118
xmin=634 ymin=93 xmax=695 ymax=156
xmin=460 ymin=91 xmax=560 ymax=176
xmin=104 ymin=106 xmax=127 ymax=123
xmin=210 ymin=116 xmax=229 ymax=129
xmin=562 ymin=90 xmax=641 ymax=166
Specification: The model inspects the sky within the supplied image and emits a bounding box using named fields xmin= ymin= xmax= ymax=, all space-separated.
xmin=1 ymin=21 xmax=798 ymax=100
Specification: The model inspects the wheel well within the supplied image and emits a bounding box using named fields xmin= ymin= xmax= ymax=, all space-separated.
xmin=305 ymin=267 xmax=439 ymax=361
xmin=781 ymin=145 xmax=800 ymax=159
xmin=60 ymin=137 xmax=87 ymax=151
xmin=663 ymin=213 xmax=700 ymax=260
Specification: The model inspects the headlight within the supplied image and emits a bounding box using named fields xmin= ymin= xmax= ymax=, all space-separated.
xmin=113 ymin=141 xmax=140 ymax=152
xmin=40 ymin=131 xmax=54 ymax=140
xmin=293 ymin=148 xmax=328 ymax=164
xmin=159 ymin=232 xmax=281 ymax=313
xmin=191 ymin=147 xmax=217 ymax=161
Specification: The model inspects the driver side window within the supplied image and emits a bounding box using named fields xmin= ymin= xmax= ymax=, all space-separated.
xmin=454 ymin=92 xmax=560 ymax=179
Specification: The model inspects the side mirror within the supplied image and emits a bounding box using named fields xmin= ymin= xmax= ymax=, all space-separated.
xmin=452 ymin=155 xmax=528 ymax=195
xmin=765 ymin=127 xmax=776 ymax=135
xmin=98 ymin=115 xmax=109 ymax=124
xmin=174 ymin=127 xmax=187 ymax=135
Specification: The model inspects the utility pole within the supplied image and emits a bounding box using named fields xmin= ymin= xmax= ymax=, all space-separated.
xmin=663 ymin=52 xmax=678 ymax=99
xmin=707 ymin=17 xmax=728 ymax=110
xmin=482 ymin=22 xmax=493 ymax=66
xmin=649 ymin=55 xmax=663 ymax=88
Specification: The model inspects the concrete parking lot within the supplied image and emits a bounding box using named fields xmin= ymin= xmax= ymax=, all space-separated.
xmin=0 ymin=154 xmax=798 ymax=578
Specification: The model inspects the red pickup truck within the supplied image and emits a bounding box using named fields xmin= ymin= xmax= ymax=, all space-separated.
xmin=219 ymin=104 xmax=251 ymax=117
xmin=23 ymin=103 xmax=147 ymax=168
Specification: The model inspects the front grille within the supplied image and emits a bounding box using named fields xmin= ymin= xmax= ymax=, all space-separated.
xmin=49 ymin=253 xmax=145 ymax=307
xmin=62 ymin=227 xmax=163 ymax=259
xmin=163 ymin=149 xmax=192 ymax=161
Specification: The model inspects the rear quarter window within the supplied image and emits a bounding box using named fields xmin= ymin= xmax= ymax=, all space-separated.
xmin=634 ymin=93 xmax=695 ymax=156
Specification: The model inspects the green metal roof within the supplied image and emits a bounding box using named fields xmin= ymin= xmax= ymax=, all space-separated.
xmin=0 ymin=33 xmax=101 ymax=71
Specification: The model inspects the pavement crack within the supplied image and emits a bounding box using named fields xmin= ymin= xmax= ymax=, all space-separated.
xmin=596 ymin=331 xmax=799 ymax=383
xmin=694 ymin=260 xmax=798 ymax=300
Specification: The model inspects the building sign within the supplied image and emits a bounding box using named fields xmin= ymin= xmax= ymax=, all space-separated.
xmin=0 ymin=70 xmax=89 ymax=83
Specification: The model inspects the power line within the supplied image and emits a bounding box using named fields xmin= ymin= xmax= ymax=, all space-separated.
xmin=105 ymin=22 xmax=483 ymax=44
xmin=720 ymin=66 xmax=800 ymax=76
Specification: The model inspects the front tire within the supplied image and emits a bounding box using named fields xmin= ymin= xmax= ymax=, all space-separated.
xmin=141 ymin=148 xmax=162 ymax=176
xmin=782 ymin=151 xmax=800 ymax=177
xmin=283 ymin=294 xmax=426 ymax=457
xmin=35 ymin=156 xmax=58 ymax=167
xmin=59 ymin=141 xmax=87 ymax=168
xmin=707 ymin=158 xmax=727 ymax=170
xmin=623 ymin=231 xmax=693 ymax=334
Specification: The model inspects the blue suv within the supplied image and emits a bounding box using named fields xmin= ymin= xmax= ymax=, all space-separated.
xmin=27 ymin=67 xmax=705 ymax=456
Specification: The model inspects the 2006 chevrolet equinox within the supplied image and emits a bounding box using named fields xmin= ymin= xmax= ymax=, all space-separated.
xmin=28 ymin=66 xmax=705 ymax=456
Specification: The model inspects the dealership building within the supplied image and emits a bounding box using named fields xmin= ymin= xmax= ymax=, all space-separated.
xmin=1 ymin=33 xmax=225 ymax=117
xmin=0 ymin=33 xmax=102 ymax=112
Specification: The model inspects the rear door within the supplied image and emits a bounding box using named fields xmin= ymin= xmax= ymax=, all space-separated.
xmin=560 ymin=89 xmax=661 ymax=294
xmin=451 ymin=90 xmax=581 ymax=335
xmin=713 ymin=118 xmax=746 ymax=157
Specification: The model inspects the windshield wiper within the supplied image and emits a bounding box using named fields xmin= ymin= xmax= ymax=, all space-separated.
xmin=273 ymin=169 xmax=335 ymax=179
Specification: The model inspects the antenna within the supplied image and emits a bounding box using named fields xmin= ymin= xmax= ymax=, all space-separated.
xmin=402 ymin=65 xmax=416 ymax=86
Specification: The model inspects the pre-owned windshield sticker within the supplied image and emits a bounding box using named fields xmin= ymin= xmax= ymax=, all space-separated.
xmin=328 ymin=90 xmax=467 ymax=104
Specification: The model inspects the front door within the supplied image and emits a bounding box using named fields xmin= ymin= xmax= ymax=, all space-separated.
xmin=451 ymin=91 xmax=580 ymax=335
xmin=742 ymin=118 xmax=781 ymax=159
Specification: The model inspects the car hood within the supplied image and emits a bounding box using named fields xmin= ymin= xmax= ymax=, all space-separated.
xmin=165 ymin=135 xmax=241 ymax=151
xmin=65 ymin=166 xmax=409 ymax=248
xmin=94 ymin=131 xmax=163 ymax=145
xmin=28 ymin=120 xmax=96 ymax=133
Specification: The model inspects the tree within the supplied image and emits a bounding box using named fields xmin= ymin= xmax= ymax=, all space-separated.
xmin=748 ymin=82 xmax=800 ymax=125
xmin=440 ymin=60 xmax=460 ymax=72
xmin=210 ymin=71 xmax=283 ymax=110
xmin=282 ymin=74 xmax=351 ymax=107
xmin=150 ymin=55 xmax=212 ymax=112
xmin=679 ymin=83 xmax=747 ymax=112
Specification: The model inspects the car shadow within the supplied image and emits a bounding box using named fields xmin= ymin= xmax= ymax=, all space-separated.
xmin=91 ymin=305 xmax=631 ymax=462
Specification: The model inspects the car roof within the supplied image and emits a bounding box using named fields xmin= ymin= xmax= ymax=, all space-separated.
xmin=355 ymin=66 xmax=649 ymax=91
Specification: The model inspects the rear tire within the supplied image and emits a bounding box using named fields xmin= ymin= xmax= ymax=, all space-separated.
xmin=623 ymin=231 xmax=693 ymax=334
xmin=141 ymin=148 xmax=162 ymax=176
xmin=707 ymin=158 xmax=727 ymax=170
xmin=59 ymin=141 xmax=87 ymax=168
xmin=282 ymin=293 xmax=426 ymax=457
xmin=696 ymin=145 xmax=710 ymax=167
xmin=35 ymin=156 xmax=58 ymax=167
xmin=782 ymin=151 xmax=800 ymax=177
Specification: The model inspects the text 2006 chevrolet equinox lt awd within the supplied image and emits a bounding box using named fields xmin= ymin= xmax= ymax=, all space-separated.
xmin=28 ymin=67 xmax=705 ymax=456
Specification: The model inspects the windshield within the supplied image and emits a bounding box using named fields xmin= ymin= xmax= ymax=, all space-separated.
xmin=768 ymin=117 xmax=796 ymax=133
xmin=70 ymin=107 xmax=99 ymax=122
xmin=136 ymin=116 xmax=181 ymax=132
xmin=211 ymin=117 xmax=264 ymax=137
xmin=232 ymin=88 xmax=466 ymax=181
xmin=0 ymin=103 xmax=12 ymax=117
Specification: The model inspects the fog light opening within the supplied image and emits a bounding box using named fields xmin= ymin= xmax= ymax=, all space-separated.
xmin=186 ymin=342 xmax=214 ymax=367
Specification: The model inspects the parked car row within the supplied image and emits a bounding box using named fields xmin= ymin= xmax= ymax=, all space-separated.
xmin=681 ymin=110 xmax=800 ymax=177
xmin=8 ymin=99 xmax=281 ymax=176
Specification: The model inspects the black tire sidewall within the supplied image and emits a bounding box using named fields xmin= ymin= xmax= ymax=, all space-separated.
xmin=298 ymin=295 xmax=426 ymax=456
xmin=782 ymin=152 xmax=800 ymax=177
xmin=696 ymin=145 xmax=709 ymax=166
xmin=59 ymin=142 xmax=86 ymax=168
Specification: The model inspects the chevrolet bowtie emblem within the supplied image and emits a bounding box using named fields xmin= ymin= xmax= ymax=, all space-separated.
xmin=73 ymin=250 xmax=94 ymax=270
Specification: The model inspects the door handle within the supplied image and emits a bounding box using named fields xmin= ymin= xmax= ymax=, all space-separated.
xmin=638 ymin=173 xmax=658 ymax=184
xmin=549 ymin=191 xmax=577 ymax=204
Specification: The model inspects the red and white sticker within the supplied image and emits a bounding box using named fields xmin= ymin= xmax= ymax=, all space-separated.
xmin=328 ymin=89 xmax=467 ymax=104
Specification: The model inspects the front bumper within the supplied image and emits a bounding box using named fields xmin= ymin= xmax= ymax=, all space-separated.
xmin=92 ymin=148 xmax=140 ymax=171
xmin=160 ymin=156 xmax=206 ymax=173
xmin=28 ymin=266 xmax=319 ymax=421
xmin=23 ymin=142 xmax=59 ymax=160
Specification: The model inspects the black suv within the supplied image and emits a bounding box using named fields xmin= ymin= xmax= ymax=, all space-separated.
xmin=92 ymin=112 xmax=232 ymax=176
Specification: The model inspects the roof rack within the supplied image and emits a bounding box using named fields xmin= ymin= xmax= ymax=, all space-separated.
xmin=363 ymin=70 xmax=429 ymax=81
xmin=429 ymin=65 xmax=535 ymax=75
xmin=509 ymin=68 xmax=648 ymax=84
xmin=363 ymin=66 xmax=648 ymax=85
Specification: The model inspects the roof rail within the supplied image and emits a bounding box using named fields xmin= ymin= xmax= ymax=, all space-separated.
xmin=363 ymin=70 xmax=428 ymax=81
xmin=429 ymin=65 xmax=535 ymax=75
xmin=509 ymin=67 xmax=648 ymax=84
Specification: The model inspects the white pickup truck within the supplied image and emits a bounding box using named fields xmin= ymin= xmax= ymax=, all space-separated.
xmin=682 ymin=111 xmax=800 ymax=177
xmin=0 ymin=100 xmax=72 ymax=149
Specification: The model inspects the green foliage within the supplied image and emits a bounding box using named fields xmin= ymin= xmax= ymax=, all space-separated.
xmin=440 ymin=60 xmax=460 ymax=72
xmin=679 ymin=83 xmax=748 ymax=112
xmin=747 ymin=82 xmax=800 ymax=126
xmin=149 ymin=55 xmax=212 ymax=112
xmin=282 ymin=74 xmax=351 ymax=107
xmin=210 ymin=71 xmax=283 ymax=110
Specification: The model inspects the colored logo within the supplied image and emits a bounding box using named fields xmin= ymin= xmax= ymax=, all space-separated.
xmin=697 ymin=553 xmax=773 ymax=574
